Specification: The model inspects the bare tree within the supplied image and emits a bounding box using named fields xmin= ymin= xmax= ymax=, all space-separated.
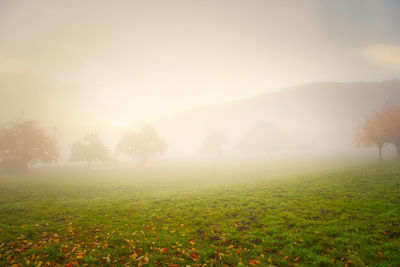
xmin=0 ymin=119 xmax=58 ymax=171
xmin=69 ymin=133 xmax=109 ymax=169
xmin=117 ymin=125 xmax=167 ymax=166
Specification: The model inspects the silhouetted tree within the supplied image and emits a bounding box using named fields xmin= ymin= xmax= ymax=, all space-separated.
xmin=117 ymin=125 xmax=167 ymax=166
xmin=0 ymin=119 xmax=58 ymax=171
xmin=355 ymin=109 xmax=387 ymax=161
xmin=69 ymin=133 xmax=109 ymax=169
xmin=200 ymin=131 xmax=228 ymax=155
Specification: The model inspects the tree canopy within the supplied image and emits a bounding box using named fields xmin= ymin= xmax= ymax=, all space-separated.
xmin=117 ymin=125 xmax=167 ymax=166
xmin=0 ymin=119 xmax=58 ymax=171
xmin=380 ymin=103 xmax=400 ymax=157
xmin=355 ymin=103 xmax=400 ymax=160
xmin=69 ymin=133 xmax=109 ymax=169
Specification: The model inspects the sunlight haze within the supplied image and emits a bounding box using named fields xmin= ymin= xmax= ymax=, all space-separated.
xmin=1 ymin=2 xmax=400 ymax=266
xmin=1 ymin=0 xmax=400 ymax=161
xmin=1 ymin=1 xmax=400 ymax=127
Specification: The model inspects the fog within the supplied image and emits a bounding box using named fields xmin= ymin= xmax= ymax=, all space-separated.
xmin=1 ymin=0 xmax=400 ymax=167
xmin=3 ymin=3 xmax=400 ymax=266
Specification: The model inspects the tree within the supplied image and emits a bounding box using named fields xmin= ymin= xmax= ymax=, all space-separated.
xmin=380 ymin=103 xmax=400 ymax=158
xmin=69 ymin=133 xmax=109 ymax=169
xmin=0 ymin=119 xmax=58 ymax=171
xmin=200 ymin=131 xmax=228 ymax=155
xmin=117 ymin=125 xmax=167 ymax=166
xmin=355 ymin=109 xmax=387 ymax=161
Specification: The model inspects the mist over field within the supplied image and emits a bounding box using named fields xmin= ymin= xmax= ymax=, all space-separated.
xmin=1 ymin=0 xmax=400 ymax=165
xmin=1 ymin=0 xmax=400 ymax=266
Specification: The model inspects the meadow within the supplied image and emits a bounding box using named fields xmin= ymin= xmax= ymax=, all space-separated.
xmin=0 ymin=160 xmax=399 ymax=266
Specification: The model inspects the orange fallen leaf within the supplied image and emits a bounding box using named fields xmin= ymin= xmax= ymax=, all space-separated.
xmin=248 ymin=259 xmax=260 ymax=266
xmin=191 ymin=252 xmax=198 ymax=259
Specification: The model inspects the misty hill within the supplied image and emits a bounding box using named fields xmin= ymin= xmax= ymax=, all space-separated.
xmin=154 ymin=80 xmax=400 ymax=154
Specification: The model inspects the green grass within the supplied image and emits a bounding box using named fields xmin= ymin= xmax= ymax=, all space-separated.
xmin=0 ymin=162 xmax=400 ymax=266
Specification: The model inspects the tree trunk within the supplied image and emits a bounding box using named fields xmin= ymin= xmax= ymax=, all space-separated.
xmin=378 ymin=145 xmax=382 ymax=161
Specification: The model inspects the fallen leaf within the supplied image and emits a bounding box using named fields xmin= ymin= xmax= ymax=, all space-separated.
xmin=248 ymin=259 xmax=260 ymax=266
xmin=191 ymin=252 xmax=198 ymax=259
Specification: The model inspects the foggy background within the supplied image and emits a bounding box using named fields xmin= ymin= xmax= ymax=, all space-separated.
xmin=1 ymin=0 xmax=400 ymax=164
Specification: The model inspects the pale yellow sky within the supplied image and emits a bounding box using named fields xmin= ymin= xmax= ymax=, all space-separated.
xmin=1 ymin=0 xmax=400 ymax=129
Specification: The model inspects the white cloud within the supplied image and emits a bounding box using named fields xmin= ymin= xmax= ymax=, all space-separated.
xmin=361 ymin=44 xmax=400 ymax=71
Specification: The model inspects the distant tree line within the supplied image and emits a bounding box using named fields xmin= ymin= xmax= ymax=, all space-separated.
xmin=1 ymin=103 xmax=399 ymax=171
xmin=0 ymin=120 xmax=166 ymax=171
xmin=201 ymin=103 xmax=400 ymax=161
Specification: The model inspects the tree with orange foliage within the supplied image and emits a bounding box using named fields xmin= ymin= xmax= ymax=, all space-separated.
xmin=355 ymin=108 xmax=387 ymax=161
xmin=379 ymin=103 xmax=400 ymax=158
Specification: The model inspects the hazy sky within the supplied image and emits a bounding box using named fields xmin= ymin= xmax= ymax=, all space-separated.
xmin=1 ymin=0 xmax=400 ymax=129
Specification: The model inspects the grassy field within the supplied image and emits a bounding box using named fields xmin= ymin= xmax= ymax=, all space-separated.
xmin=0 ymin=161 xmax=399 ymax=266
